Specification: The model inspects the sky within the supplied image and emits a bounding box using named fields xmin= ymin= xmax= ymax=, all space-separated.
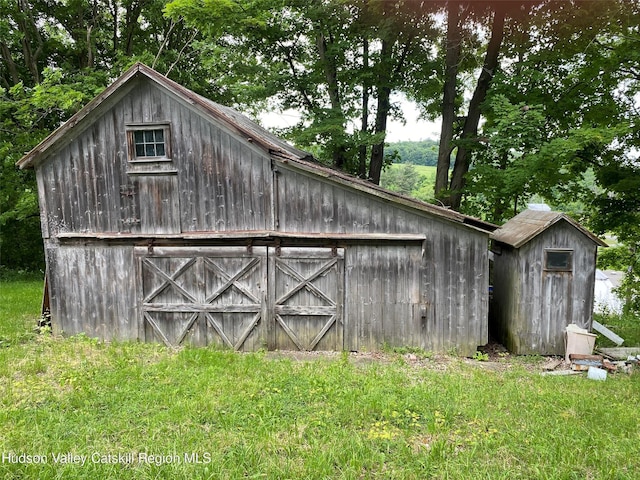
xmin=260 ymin=95 xmax=441 ymax=143
xmin=385 ymin=100 xmax=441 ymax=142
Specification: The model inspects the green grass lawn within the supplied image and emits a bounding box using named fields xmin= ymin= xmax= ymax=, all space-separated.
xmin=1 ymin=274 xmax=639 ymax=479
xmin=0 ymin=272 xmax=43 ymax=346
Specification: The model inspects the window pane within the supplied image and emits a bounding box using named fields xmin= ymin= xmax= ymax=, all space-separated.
xmin=131 ymin=127 xmax=169 ymax=160
xmin=546 ymin=251 xmax=572 ymax=270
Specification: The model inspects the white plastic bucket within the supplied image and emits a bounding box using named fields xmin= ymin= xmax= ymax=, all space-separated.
xmin=587 ymin=366 xmax=607 ymax=381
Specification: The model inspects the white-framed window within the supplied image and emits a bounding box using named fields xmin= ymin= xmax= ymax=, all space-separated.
xmin=544 ymin=249 xmax=573 ymax=272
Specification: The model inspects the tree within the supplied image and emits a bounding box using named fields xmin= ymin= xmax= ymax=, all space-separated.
xmin=0 ymin=0 xmax=209 ymax=271
xmin=462 ymin=0 xmax=640 ymax=312
xmin=434 ymin=0 xmax=464 ymax=196
xmin=166 ymin=0 xmax=440 ymax=183
xmin=592 ymin=162 xmax=640 ymax=314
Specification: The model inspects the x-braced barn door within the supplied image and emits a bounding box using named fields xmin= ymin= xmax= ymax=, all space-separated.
xmin=135 ymin=247 xmax=267 ymax=350
xmin=269 ymin=247 xmax=344 ymax=351
xmin=136 ymin=246 xmax=344 ymax=351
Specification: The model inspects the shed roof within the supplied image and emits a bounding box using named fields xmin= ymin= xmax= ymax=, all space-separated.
xmin=16 ymin=62 xmax=497 ymax=233
xmin=490 ymin=209 xmax=607 ymax=248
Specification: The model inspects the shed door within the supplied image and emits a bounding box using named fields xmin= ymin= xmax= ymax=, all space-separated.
xmin=136 ymin=246 xmax=267 ymax=350
xmin=270 ymin=247 xmax=344 ymax=351
xmin=541 ymin=270 xmax=573 ymax=351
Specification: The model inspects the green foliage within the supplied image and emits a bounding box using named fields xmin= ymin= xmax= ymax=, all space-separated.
xmin=387 ymin=139 xmax=440 ymax=166
xmin=472 ymin=351 xmax=489 ymax=362
xmin=594 ymin=311 xmax=640 ymax=348
xmin=165 ymin=0 xmax=441 ymax=174
xmin=463 ymin=94 xmax=616 ymax=224
xmin=380 ymin=163 xmax=436 ymax=203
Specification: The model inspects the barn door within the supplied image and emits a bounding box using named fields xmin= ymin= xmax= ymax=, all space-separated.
xmin=121 ymin=176 xmax=180 ymax=234
xmin=136 ymin=246 xmax=344 ymax=351
xmin=540 ymin=249 xmax=575 ymax=353
xmin=136 ymin=247 xmax=267 ymax=350
xmin=203 ymin=247 xmax=267 ymax=351
xmin=269 ymin=247 xmax=344 ymax=351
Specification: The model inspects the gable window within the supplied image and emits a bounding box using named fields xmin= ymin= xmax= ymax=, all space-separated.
xmin=545 ymin=249 xmax=573 ymax=271
xmin=126 ymin=123 xmax=171 ymax=163
xmin=134 ymin=129 xmax=165 ymax=157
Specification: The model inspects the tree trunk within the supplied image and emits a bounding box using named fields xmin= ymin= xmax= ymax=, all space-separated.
xmin=17 ymin=0 xmax=44 ymax=85
xmin=368 ymin=33 xmax=414 ymax=185
xmin=446 ymin=5 xmax=507 ymax=210
xmin=86 ymin=25 xmax=94 ymax=68
xmin=0 ymin=42 xmax=20 ymax=86
xmin=368 ymin=37 xmax=394 ymax=184
xmin=435 ymin=1 xmax=462 ymax=199
xmin=358 ymin=37 xmax=370 ymax=178
xmin=111 ymin=0 xmax=119 ymax=52
xmin=316 ymin=27 xmax=348 ymax=168
xmin=124 ymin=1 xmax=145 ymax=56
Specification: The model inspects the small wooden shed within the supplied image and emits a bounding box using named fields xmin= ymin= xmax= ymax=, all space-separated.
xmin=18 ymin=63 xmax=496 ymax=355
xmin=490 ymin=209 xmax=607 ymax=355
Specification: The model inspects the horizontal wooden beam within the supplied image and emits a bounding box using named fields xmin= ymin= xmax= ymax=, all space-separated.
xmin=58 ymin=231 xmax=428 ymax=242
xmin=142 ymin=304 xmax=261 ymax=313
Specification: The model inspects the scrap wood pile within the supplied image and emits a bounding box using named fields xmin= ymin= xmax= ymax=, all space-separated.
xmin=541 ymin=348 xmax=640 ymax=379
xmin=569 ymin=353 xmax=638 ymax=376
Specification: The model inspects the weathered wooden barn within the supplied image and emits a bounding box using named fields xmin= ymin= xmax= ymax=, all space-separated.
xmin=18 ymin=63 xmax=496 ymax=355
xmin=490 ymin=209 xmax=607 ymax=355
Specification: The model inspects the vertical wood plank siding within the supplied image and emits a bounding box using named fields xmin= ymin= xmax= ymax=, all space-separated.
xmin=36 ymin=75 xmax=490 ymax=354
xmin=278 ymin=167 xmax=488 ymax=355
xmin=46 ymin=244 xmax=137 ymax=340
xmin=39 ymin=81 xmax=273 ymax=236
xmin=492 ymin=221 xmax=597 ymax=355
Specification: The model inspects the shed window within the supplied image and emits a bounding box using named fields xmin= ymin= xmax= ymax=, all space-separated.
xmin=545 ymin=250 xmax=573 ymax=271
xmin=126 ymin=124 xmax=171 ymax=163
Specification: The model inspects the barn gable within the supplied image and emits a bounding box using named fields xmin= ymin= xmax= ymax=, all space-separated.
xmin=19 ymin=63 xmax=496 ymax=355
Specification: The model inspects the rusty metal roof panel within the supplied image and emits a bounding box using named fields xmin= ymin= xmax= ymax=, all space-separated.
xmin=491 ymin=209 xmax=607 ymax=248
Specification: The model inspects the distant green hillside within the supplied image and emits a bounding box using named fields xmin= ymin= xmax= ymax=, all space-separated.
xmin=386 ymin=139 xmax=439 ymax=166
xmin=380 ymin=163 xmax=437 ymax=203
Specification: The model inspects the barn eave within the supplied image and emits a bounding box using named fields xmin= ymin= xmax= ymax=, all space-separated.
xmin=271 ymin=155 xmax=498 ymax=233
xmin=16 ymin=62 xmax=306 ymax=170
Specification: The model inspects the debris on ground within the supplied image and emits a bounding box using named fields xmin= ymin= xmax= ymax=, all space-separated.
xmin=538 ymin=351 xmax=639 ymax=378
xmin=592 ymin=320 xmax=625 ymax=346
xmin=570 ymin=353 xmax=605 ymax=371
xmin=587 ymin=366 xmax=608 ymax=381
xmin=597 ymin=347 xmax=640 ymax=360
